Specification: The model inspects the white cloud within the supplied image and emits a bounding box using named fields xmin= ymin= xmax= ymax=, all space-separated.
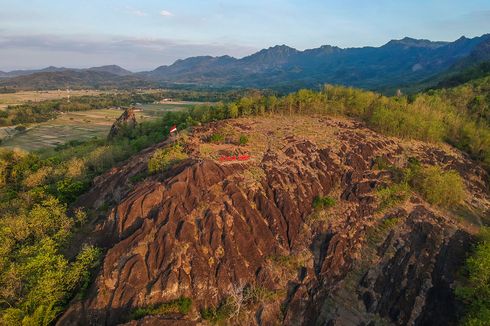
xmin=160 ymin=10 xmax=173 ymax=17
xmin=0 ymin=33 xmax=258 ymax=71
xmin=132 ymin=10 xmax=148 ymax=17
xmin=123 ymin=6 xmax=148 ymax=17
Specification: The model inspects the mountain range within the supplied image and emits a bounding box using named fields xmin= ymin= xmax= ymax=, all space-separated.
xmin=0 ymin=65 xmax=132 ymax=78
xmin=1 ymin=34 xmax=489 ymax=92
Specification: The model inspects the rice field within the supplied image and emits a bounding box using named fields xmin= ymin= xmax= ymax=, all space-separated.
xmin=0 ymin=102 xmax=199 ymax=152
xmin=0 ymin=89 xmax=105 ymax=110
xmin=0 ymin=109 xmax=121 ymax=151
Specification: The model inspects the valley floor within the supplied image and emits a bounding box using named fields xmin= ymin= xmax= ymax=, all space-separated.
xmin=0 ymin=102 xmax=197 ymax=151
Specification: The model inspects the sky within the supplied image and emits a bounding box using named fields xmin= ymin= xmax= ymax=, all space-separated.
xmin=0 ymin=0 xmax=489 ymax=71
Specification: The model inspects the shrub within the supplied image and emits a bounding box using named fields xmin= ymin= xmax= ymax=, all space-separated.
xmin=456 ymin=228 xmax=490 ymax=325
xmin=244 ymin=286 xmax=284 ymax=305
xmin=367 ymin=216 xmax=402 ymax=245
xmin=376 ymin=183 xmax=410 ymax=211
xmin=227 ymin=104 xmax=239 ymax=118
xmin=19 ymin=304 xmax=60 ymax=326
xmin=23 ymin=166 xmax=54 ymax=188
xmin=129 ymin=172 xmax=148 ymax=184
xmin=65 ymin=158 xmax=86 ymax=178
xmin=312 ymin=196 xmax=336 ymax=210
xmin=55 ymin=178 xmax=89 ymax=203
xmin=411 ymin=165 xmax=466 ymax=207
xmin=0 ymin=238 xmax=101 ymax=324
xmin=74 ymin=208 xmax=88 ymax=226
xmin=148 ymin=144 xmax=188 ymax=174
xmin=269 ymin=251 xmax=310 ymax=271
xmin=375 ymin=162 xmax=465 ymax=209
xmin=238 ymin=134 xmax=249 ymax=146
xmin=86 ymin=146 xmax=115 ymax=174
xmin=1 ymin=308 xmax=24 ymax=325
xmin=65 ymin=245 xmax=101 ymax=299
xmin=201 ymin=298 xmax=235 ymax=324
xmin=372 ymin=156 xmax=392 ymax=170
xmin=372 ymin=156 xmax=406 ymax=183
xmin=131 ymin=297 xmax=192 ymax=320
xmin=200 ymin=285 xmax=284 ymax=324
xmin=380 ymin=216 xmax=401 ymax=230
xmin=209 ymin=133 xmax=225 ymax=144
xmin=306 ymin=210 xmax=333 ymax=224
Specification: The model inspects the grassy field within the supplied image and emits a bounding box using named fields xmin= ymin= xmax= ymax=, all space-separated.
xmin=0 ymin=102 xmax=198 ymax=151
xmin=0 ymin=109 xmax=123 ymax=151
xmin=137 ymin=101 xmax=201 ymax=116
xmin=0 ymin=90 xmax=106 ymax=110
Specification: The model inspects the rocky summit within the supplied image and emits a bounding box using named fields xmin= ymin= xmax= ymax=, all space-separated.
xmin=59 ymin=116 xmax=489 ymax=326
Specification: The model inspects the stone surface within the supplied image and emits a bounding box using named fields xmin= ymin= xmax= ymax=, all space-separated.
xmin=59 ymin=116 xmax=490 ymax=326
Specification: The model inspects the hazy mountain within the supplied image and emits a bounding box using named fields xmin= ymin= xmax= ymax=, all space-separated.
xmin=143 ymin=55 xmax=238 ymax=84
xmin=141 ymin=34 xmax=490 ymax=91
xmin=1 ymin=34 xmax=489 ymax=92
xmin=240 ymin=45 xmax=300 ymax=69
xmin=0 ymin=65 xmax=132 ymax=79
xmin=450 ymin=36 xmax=490 ymax=69
xmin=87 ymin=65 xmax=133 ymax=76
xmin=0 ymin=70 xmax=152 ymax=90
xmin=393 ymin=36 xmax=490 ymax=92
xmin=0 ymin=66 xmax=69 ymax=78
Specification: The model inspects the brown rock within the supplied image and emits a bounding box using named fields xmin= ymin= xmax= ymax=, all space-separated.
xmin=108 ymin=108 xmax=137 ymax=139
xmin=59 ymin=116 xmax=489 ymax=326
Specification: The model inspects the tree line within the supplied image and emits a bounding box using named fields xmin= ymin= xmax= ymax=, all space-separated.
xmin=192 ymin=79 xmax=489 ymax=169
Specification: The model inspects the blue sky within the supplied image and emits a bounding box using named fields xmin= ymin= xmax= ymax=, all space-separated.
xmin=0 ymin=0 xmax=489 ymax=71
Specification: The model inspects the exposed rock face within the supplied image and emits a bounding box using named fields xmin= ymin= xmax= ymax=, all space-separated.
xmin=356 ymin=209 xmax=471 ymax=325
xmin=60 ymin=116 xmax=489 ymax=326
xmin=108 ymin=108 xmax=137 ymax=139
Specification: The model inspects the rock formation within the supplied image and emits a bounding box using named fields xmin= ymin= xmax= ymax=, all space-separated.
xmin=108 ymin=108 xmax=137 ymax=139
xmin=60 ymin=116 xmax=489 ymax=325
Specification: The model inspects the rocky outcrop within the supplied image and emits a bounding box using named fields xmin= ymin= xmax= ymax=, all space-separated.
xmin=60 ymin=116 xmax=489 ymax=326
xmin=108 ymin=108 xmax=137 ymax=139
xmin=356 ymin=208 xmax=471 ymax=325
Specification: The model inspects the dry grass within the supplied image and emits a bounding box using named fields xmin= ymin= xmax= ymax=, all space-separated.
xmin=224 ymin=116 xmax=349 ymax=156
xmin=238 ymin=165 xmax=266 ymax=190
xmin=268 ymin=250 xmax=312 ymax=273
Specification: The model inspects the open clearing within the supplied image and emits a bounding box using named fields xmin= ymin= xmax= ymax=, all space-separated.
xmin=0 ymin=89 xmax=106 ymax=110
xmin=1 ymin=102 xmax=197 ymax=151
